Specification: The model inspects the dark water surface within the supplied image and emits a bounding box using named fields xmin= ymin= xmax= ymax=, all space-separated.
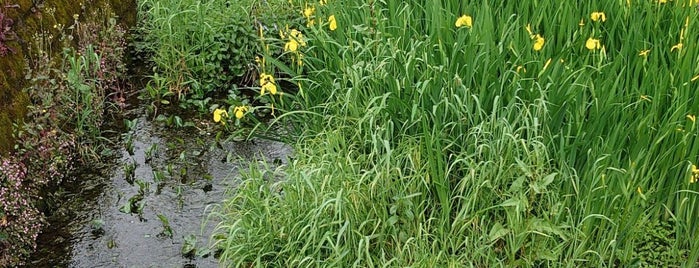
xmin=29 ymin=106 xmax=291 ymax=267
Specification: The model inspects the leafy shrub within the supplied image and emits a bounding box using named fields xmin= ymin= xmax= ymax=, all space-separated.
xmin=198 ymin=18 xmax=260 ymax=95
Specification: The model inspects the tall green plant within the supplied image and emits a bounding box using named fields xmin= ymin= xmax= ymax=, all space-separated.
xmin=212 ymin=0 xmax=699 ymax=266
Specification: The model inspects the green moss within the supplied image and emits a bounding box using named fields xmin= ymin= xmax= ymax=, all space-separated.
xmin=0 ymin=92 xmax=27 ymax=155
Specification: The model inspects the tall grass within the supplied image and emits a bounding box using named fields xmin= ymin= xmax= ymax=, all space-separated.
xmin=210 ymin=0 xmax=699 ymax=266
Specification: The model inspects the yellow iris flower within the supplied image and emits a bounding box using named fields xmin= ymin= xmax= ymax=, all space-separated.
xmin=585 ymin=38 xmax=602 ymax=50
xmin=533 ymin=34 xmax=545 ymax=51
xmin=285 ymin=40 xmax=299 ymax=52
xmin=234 ymin=106 xmax=249 ymax=119
xmin=304 ymin=6 xmax=315 ymax=19
xmin=260 ymin=73 xmax=278 ymax=95
xmin=284 ymin=29 xmax=306 ymax=52
xmin=213 ymin=108 xmax=228 ymax=125
xmin=455 ymin=15 xmax=473 ymax=28
xmin=590 ymin=12 xmax=607 ymax=22
xmin=304 ymin=6 xmax=315 ymax=26
xmin=328 ymin=15 xmax=337 ymax=31
xmin=525 ymin=24 xmax=544 ymax=51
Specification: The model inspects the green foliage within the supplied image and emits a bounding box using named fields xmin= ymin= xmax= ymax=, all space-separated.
xmin=631 ymin=219 xmax=687 ymax=267
xmin=62 ymin=45 xmax=104 ymax=143
xmin=181 ymin=234 xmax=198 ymax=258
xmin=157 ymin=214 xmax=173 ymax=239
xmin=200 ymin=20 xmax=260 ymax=93
xmin=136 ymin=0 xmax=263 ymax=103
xmin=0 ymin=5 xmax=129 ymax=266
xmin=210 ymin=0 xmax=699 ymax=266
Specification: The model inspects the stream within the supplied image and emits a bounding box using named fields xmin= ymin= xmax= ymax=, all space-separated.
xmin=28 ymin=98 xmax=292 ymax=267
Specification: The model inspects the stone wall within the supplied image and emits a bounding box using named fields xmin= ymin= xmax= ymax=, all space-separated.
xmin=0 ymin=0 xmax=136 ymax=154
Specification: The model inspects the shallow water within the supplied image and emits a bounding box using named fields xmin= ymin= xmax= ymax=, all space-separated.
xmin=29 ymin=106 xmax=291 ymax=267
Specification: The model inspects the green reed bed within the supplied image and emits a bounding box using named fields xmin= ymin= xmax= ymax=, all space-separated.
xmin=208 ymin=0 xmax=699 ymax=266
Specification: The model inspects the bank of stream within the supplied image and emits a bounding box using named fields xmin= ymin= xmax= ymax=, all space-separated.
xmin=28 ymin=95 xmax=292 ymax=267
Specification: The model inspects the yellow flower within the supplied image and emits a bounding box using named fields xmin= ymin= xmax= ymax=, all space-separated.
xmin=525 ymin=24 xmax=544 ymax=51
xmin=638 ymin=49 xmax=650 ymax=57
xmin=304 ymin=6 xmax=315 ymax=19
xmin=260 ymin=73 xmax=275 ymax=85
xmin=283 ymin=29 xmax=306 ymax=52
xmin=260 ymin=73 xmax=278 ymax=95
xmin=533 ymin=34 xmax=545 ymax=51
xmin=585 ymin=38 xmax=602 ymax=50
xmin=262 ymin=83 xmax=278 ymax=95
xmin=285 ymin=40 xmax=299 ymax=52
xmin=307 ymin=19 xmax=316 ymax=27
xmin=687 ymin=114 xmax=696 ymax=123
xmin=691 ymin=164 xmax=699 ymax=184
xmin=304 ymin=6 xmax=316 ymax=26
xmin=590 ymin=12 xmax=607 ymax=22
xmin=233 ymin=106 xmax=249 ymax=119
xmin=319 ymin=0 xmax=327 ymax=5
xmin=328 ymin=15 xmax=337 ymax=31
xmin=658 ymin=0 xmax=667 ymax=3
xmin=213 ymin=108 xmax=228 ymax=124
xmin=455 ymin=15 xmax=473 ymax=28
xmin=671 ymin=43 xmax=683 ymax=52
xmin=290 ymin=29 xmax=306 ymax=46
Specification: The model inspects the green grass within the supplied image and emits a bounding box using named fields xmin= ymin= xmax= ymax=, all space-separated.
xmin=206 ymin=0 xmax=699 ymax=266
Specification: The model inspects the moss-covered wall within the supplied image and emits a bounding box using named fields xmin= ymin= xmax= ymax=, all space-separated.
xmin=0 ymin=0 xmax=136 ymax=155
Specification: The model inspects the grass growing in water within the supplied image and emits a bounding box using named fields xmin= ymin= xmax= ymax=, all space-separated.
xmin=208 ymin=0 xmax=699 ymax=266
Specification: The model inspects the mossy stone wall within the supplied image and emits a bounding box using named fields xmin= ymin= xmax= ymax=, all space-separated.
xmin=0 ymin=0 xmax=136 ymax=154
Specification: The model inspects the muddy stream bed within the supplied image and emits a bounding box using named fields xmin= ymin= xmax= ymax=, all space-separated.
xmin=28 ymin=99 xmax=292 ymax=267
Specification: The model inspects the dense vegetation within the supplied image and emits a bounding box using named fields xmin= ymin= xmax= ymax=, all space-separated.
xmin=3 ymin=0 xmax=699 ymax=266
xmin=0 ymin=5 xmax=129 ymax=265
xmin=205 ymin=0 xmax=699 ymax=266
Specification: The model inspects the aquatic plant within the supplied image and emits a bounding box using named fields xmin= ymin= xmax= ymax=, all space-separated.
xmin=157 ymin=214 xmax=173 ymax=239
